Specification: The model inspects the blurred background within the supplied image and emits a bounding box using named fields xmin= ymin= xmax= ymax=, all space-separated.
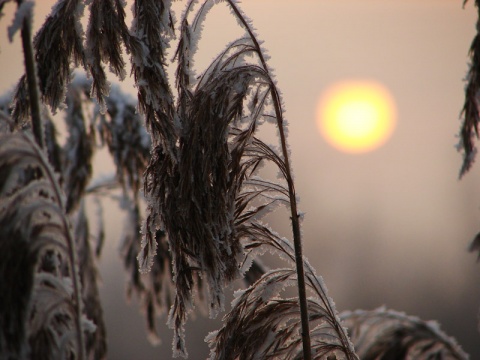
xmin=1 ymin=0 xmax=480 ymax=358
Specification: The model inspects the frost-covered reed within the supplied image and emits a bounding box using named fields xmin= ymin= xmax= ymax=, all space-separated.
xmin=0 ymin=0 xmax=477 ymax=359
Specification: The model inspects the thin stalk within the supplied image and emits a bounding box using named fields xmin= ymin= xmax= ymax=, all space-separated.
xmin=226 ymin=2 xmax=312 ymax=358
xmin=26 ymin=134 xmax=86 ymax=360
xmin=17 ymin=0 xmax=44 ymax=149
xmin=271 ymin=89 xmax=312 ymax=360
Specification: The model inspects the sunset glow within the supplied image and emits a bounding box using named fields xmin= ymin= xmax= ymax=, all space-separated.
xmin=317 ymin=80 xmax=397 ymax=153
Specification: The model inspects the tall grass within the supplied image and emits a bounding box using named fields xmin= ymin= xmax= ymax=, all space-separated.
xmin=0 ymin=0 xmax=476 ymax=359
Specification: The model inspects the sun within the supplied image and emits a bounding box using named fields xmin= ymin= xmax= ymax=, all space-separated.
xmin=317 ymin=80 xmax=397 ymax=153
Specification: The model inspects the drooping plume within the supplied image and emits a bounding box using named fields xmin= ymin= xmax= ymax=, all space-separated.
xmin=0 ymin=132 xmax=88 ymax=359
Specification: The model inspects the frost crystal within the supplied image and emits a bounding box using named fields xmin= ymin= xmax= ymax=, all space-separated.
xmin=7 ymin=0 xmax=34 ymax=42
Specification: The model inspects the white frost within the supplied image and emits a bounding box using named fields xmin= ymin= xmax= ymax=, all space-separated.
xmin=7 ymin=0 xmax=34 ymax=42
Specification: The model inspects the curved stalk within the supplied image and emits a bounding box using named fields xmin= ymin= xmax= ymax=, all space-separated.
xmin=26 ymin=135 xmax=86 ymax=360
xmin=226 ymin=2 xmax=312 ymax=358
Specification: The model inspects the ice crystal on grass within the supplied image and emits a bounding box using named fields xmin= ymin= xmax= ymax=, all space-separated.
xmin=207 ymin=268 xmax=356 ymax=360
xmin=0 ymin=132 xmax=86 ymax=359
xmin=11 ymin=0 xmax=133 ymax=122
xmin=85 ymin=0 xmax=130 ymax=113
xmin=341 ymin=308 xmax=469 ymax=360
xmin=209 ymin=222 xmax=358 ymax=360
xmin=2 ymin=0 xmax=477 ymax=358
xmin=129 ymin=0 xmax=177 ymax=155
xmin=140 ymin=0 xmax=332 ymax=356
xmin=2 ymin=74 xmax=154 ymax=357
xmin=7 ymin=0 xmax=33 ymax=42
xmin=30 ymin=0 xmax=86 ymax=114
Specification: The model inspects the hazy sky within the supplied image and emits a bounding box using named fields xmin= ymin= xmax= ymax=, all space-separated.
xmin=1 ymin=0 xmax=480 ymax=358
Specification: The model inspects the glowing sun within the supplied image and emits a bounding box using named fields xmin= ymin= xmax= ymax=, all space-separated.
xmin=317 ymin=80 xmax=397 ymax=153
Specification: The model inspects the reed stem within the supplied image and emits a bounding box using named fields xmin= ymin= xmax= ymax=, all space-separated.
xmin=227 ymin=2 xmax=312 ymax=358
